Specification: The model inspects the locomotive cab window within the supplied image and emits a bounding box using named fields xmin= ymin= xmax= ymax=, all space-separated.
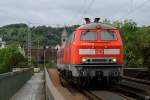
xmin=100 ymin=31 xmax=117 ymax=41
xmin=81 ymin=31 xmax=97 ymax=41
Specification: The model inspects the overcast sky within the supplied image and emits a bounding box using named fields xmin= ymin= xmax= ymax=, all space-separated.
xmin=0 ymin=0 xmax=149 ymax=27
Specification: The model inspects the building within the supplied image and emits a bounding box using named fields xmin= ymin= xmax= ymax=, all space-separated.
xmin=54 ymin=44 xmax=60 ymax=50
xmin=24 ymin=48 xmax=57 ymax=64
xmin=61 ymin=27 xmax=68 ymax=45
xmin=18 ymin=45 xmax=25 ymax=56
xmin=55 ymin=27 xmax=68 ymax=50
xmin=0 ymin=38 xmax=6 ymax=49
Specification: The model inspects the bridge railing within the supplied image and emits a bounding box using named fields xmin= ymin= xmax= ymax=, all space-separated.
xmin=0 ymin=68 xmax=33 ymax=100
xmin=45 ymin=68 xmax=64 ymax=100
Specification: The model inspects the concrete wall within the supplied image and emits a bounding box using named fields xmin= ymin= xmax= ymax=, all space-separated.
xmin=45 ymin=68 xmax=65 ymax=100
xmin=0 ymin=68 xmax=33 ymax=100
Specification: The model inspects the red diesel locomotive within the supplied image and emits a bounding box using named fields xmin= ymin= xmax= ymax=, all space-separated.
xmin=57 ymin=18 xmax=123 ymax=86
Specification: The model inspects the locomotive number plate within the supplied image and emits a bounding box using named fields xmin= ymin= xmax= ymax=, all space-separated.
xmin=96 ymin=49 xmax=103 ymax=54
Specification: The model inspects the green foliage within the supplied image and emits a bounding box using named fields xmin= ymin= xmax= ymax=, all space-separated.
xmin=46 ymin=60 xmax=56 ymax=68
xmin=0 ymin=24 xmax=78 ymax=47
xmin=31 ymin=58 xmax=37 ymax=67
xmin=114 ymin=20 xmax=150 ymax=69
xmin=0 ymin=24 xmax=28 ymax=46
xmin=0 ymin=44 xmax=27 ymax=73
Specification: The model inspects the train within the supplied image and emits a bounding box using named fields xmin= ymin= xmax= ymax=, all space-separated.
xmin=57 ymin=18 xmax=123 ymax=87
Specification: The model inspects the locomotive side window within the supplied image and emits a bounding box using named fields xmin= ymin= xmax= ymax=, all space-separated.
xmin=67 ymin=32 xmax=75 ymax=43
xmin=101 ymin=31 xmax=117 ymax=41
xmin=81 ymin=32 xmax=97 ymax=41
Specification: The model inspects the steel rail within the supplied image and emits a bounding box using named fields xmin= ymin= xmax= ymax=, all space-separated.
xmin=59 ymin=74 xmax=103 ymax=100
xmin=117 ymin=76 xmax=150 ymax=100
xmin=115 ymin=85 xmax=150 ymax=100
xmin=122 ymin=76 xmax=150 ymax=85
xmin=77 ymin=88 xmax=104 ymax=100
xmin=111 ymin=91 xmax=133 ymax=100
xmin=89 ymin=90 xmax=131 ymax=100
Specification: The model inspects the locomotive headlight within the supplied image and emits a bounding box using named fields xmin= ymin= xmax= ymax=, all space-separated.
xmin=104 ymin=49 xmax=120 ymax=55
xmin=112 ymin=58 xmax=117 ymax=62
xmin=79 ymin=49 xmax=96 ymax=54
xmin=82 ymin=58 xmax=87 ymax=62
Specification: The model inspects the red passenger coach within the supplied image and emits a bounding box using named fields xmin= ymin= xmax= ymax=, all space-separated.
xmin=57 ymin=18 xmax=123 ymax=87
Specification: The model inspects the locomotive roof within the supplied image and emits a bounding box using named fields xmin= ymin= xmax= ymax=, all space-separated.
xmin=78 ymin=23 xmax=116 ymax=30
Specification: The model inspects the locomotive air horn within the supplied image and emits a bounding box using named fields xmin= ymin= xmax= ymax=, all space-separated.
xmin=94 ymin=18 xmax=100 ymax=23
xmin=84 ymin=18 xmax=91 ymax=24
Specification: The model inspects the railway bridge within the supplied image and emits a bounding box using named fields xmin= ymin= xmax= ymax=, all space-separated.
xmin=0 ymin=63 xmax=150 ymax=100
xmin=0 ymin=45 xmax=149 ymax=100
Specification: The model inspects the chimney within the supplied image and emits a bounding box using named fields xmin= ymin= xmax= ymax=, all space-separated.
xmin=84 ymin=18 xmax=91 ymax=24
xmin=94 ymin=18 xmax=100 ymax=23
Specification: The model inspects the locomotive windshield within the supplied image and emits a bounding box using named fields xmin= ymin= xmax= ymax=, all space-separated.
xmin=81 ymin=32 xmax=97 ymax=41
xmin=100 ymin=31 xmax=117 ymax=41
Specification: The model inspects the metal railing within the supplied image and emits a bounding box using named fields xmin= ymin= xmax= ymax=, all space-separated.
xmin=0 ymin=68 xmax=33 ymax=100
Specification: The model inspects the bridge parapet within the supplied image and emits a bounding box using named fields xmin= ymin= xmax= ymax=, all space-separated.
xmin=45 ymin=68 xmax=65 ymax=100
xmin=0 ymin=68 xmax=33 ymax=100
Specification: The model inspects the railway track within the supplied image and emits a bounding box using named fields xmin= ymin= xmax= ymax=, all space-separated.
xmin=78 ymin=89 xmax=102 ymax=100
xmin=123 ymin=68 xmax=150 ymax=81
xmin=58 ymin=69 xmax=150 ymax=100
xmin=114 ymin=76 xmax=150 ymax=100
xmin=79 ymin=89 xmax=132 ymax=100
xmin=60 ymin=75 xmax=132 ymax=100
xmin=122 ymin=76 xmax=150 ymax=85
xmin=78 ymin=76 xmax=150 ymax=100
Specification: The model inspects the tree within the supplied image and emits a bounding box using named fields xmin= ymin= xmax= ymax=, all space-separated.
xmin=114 ymin=20 xmax=150 ymax=69
xmin=0 ymin=44 xmax=27 ymax=74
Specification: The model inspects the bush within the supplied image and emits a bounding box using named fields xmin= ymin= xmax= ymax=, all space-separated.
xmin=114 ymin=20 xmax=150 ymax=69
xmin=0 ymin=44 xmax=27 ymax=74
xmin=46 ymin=60 xmax=56 ymax=68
